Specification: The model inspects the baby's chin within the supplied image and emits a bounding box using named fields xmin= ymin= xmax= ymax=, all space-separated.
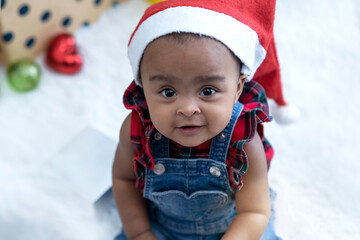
xmin=168 ymin=135 xmax=213 ymax=148
xmin=156 ymin=127 xmax=220 ymax=147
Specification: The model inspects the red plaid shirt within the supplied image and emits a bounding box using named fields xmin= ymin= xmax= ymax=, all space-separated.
xmin=123 ymin=80 xmax=273 ymax=192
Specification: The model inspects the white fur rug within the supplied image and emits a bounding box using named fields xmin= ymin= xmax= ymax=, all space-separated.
xmin=0 ymin=0 xmax=359 ymax=239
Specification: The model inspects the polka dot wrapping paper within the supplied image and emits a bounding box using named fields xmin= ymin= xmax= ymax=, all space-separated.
xmin=0 ymin=0 xmax=127 ymax=65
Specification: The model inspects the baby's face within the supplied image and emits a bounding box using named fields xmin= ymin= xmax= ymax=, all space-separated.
xmin=140 ymin=36 xmax=245 ymax=147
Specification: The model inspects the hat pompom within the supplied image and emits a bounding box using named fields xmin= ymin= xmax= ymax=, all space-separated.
xmin=270 ymin=101 xmax=300 ymax=125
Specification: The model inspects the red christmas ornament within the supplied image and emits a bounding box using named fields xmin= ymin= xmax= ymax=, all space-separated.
xmin=46 ymin=33 xmax=83 ymax=74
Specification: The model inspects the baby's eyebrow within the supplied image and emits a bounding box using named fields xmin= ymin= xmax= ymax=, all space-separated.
xmin=149 ymin=74 xmax=225 ymax=84
xmin=195 ymin=75 xmax=225 ymax=84
xmin=149 ymin=75 xmax=178 ymax=83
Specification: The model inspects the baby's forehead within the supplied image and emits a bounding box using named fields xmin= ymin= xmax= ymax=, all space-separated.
xmin=142 ymin=33 xmax=241 ymax=67
xmin=149 ymin=33 xmax=223 ymax=48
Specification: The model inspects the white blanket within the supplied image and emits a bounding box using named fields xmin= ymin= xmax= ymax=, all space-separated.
xmin=0 ymin=0 xmax=359 ymax=239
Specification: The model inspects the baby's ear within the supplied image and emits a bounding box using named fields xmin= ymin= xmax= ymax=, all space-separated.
xmin=234 ymin=74 xmax=247 ymax=104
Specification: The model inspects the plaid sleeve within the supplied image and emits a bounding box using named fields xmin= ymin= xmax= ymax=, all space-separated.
xmin=123 ymin=81 xmax=151 ymax=124
xmin=227 ymin=80 xmax=274 ymax=192
xmin=124 ymin=81 xmax=155 ymax=191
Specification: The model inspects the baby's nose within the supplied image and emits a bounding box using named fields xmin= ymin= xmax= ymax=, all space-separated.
xmin=176 ymin=99 xmax=200 ymax=117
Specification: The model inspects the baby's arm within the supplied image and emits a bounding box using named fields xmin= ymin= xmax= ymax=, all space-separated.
xmin=112 ymin=114 xmax=157 ymax=240
xmin=222 ymin=131 xmax=271 ymax=240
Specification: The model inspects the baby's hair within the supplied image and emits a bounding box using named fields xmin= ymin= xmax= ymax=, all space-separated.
xmin=137 ymin=32 xmax=243 ymax=83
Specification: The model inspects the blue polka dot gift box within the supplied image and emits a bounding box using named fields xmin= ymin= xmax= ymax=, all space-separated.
xmin=0 ymin=0 xmax=127 ymax=65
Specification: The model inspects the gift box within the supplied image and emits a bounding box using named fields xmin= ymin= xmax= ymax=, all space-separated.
xmin=0 ymin=0 xmax=127 ymax=66
xmin=40 ymin=126 xmax=117 ymax=204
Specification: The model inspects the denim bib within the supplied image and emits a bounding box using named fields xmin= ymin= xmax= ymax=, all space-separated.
xmin=143 ymin=102 xmax=243 ymax=236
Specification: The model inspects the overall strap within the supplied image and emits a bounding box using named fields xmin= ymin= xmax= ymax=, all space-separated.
xmin=209 ymin=101 xmax=243 ymax=163
xmin=149 ymin=128 xmax=170 ymax=159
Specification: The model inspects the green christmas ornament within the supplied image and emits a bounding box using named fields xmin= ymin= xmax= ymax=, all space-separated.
xmin=7 ymin=59 xmax=41 ymax=92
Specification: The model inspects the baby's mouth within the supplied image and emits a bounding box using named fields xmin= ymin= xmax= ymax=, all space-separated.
xmin=177 ymin=125 xmax=203 ymax=135
xmin=181 ymin=126 xmax=197 ymax=129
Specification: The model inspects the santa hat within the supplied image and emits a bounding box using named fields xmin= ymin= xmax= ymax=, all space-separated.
xmin=128 ymin=0 xmax=299 ymax=124
xmin=128 ymin=0 xmax=276 ymax=82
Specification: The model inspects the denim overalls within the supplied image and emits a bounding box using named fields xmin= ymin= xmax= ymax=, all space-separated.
xmin=115 ymin=102 xmax=281 ymax=240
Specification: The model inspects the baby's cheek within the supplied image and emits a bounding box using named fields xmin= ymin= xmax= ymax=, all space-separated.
xmin=150 ymin=113 xmax=169 ymax=133
xmin=214 ymin=115 xmax=233 ymax=135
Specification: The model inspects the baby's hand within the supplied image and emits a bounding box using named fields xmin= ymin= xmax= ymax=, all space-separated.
xmin=132 ymin=231 xmax=158 ymax=240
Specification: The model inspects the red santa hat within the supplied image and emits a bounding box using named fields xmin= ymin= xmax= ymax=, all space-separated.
xmin=128 ymin=0 xmax=299 ymax=124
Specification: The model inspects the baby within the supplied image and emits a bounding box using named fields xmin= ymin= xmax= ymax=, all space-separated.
xmin=112 ymin=0 xmax=282 ymax=239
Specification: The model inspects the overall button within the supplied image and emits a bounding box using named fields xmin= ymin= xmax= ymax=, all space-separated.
xmin=154 ymin=163 xmax=165 ymax=175
xmin=154 ymin=132 xmax=162 ymax=140
xmin=219 ymin=132 xmax=226 ymax=140
xmin=210 ymin=166 xmax=221 ymax=177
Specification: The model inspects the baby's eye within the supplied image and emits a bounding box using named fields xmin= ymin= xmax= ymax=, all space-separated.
xmin=200 ymin=88 xmax=216 ymax=96
xmin=160 ymin=88 xmax=177 ymax=97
